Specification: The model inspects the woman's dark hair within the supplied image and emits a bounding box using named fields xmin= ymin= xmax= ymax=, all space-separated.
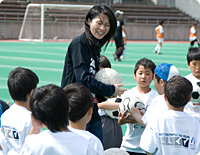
xmin=85 ymin=4 xmax=117 ymax=51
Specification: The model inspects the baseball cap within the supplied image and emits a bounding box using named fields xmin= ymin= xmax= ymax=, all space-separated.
xmin=154 ymin=63 xmax=179 ymax=81
xmin=115 ymin=10 xmax=124 ymax=16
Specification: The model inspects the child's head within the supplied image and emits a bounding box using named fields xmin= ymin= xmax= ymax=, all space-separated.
xmin=100 ymin=55 xmax=111 ymax=69
xmin=30 ymin=84 xmax=69 ymax=132
xmin=164 ymin=75 xmax=192 ymax=108
xmin=63 ymin=83 xmax=94 ymax=123
xmin=187 ymin=47 xmax=200 ymax=79
xmin=134 ymin=58 xmax=156 ymax=89
xmin=7 ymin=67 xmax=39 ymax=102
xmin=154 ymin=63 xmax=179 ymax=95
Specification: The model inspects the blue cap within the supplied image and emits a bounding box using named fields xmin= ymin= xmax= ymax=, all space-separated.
xmin=154 ymin=63 xmax=179 ymax=81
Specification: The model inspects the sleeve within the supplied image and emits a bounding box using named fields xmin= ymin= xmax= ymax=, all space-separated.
xmin=140 ymin=119 xmax=158 ymax=154
xmin=74 ymin=64 xmax=115 ymax=97
xmin=160 ymin=26 xmax=164 ymax=33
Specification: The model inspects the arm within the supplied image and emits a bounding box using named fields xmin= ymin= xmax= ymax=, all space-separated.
xmin=97 ymin=101 xmax=120 ymax=110
xmin=74 ymin=64 xmax=126 ymax=97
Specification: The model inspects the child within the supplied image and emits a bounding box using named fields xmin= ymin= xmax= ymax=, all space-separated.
xmin=154 ymin=20 xmax=164 ymax=55
xmin=119 ymin=58 xmax=158 ymax=155
xmin=20 ymin=84 xmax=96 ymax=155
xmin=97 ymin=55 xmax=123 ymax=150
xmin=132 ymin=63 xmax=179 ymax=127
xmin=140 ymin=75 xmax=200 ymax=155
xmin=184 ymin=47 xmax=200 ymax=122
xmin=0 ymin=67 xmax=39 ymax=154
xmin=189 ymin=24 xmax=200 ymax=47
xmin=63 ymin=83 xmax=104 ymax=155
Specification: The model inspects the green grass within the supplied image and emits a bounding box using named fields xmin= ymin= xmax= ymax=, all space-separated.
xmin=0 ymin=41 xmax=193 ymax=134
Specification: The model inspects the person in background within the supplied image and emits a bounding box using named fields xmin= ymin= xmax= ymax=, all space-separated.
xmin=154 ymin=20 xmax=164 ymax=55
xmin=189 ymin=24 xmax=200 ymax=47
xmin=113 ymin=10 xmax=126 ymax=62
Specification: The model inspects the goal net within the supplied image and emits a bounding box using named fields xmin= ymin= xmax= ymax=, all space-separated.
xmin=19 ymin=4 xmax=93 ymax=42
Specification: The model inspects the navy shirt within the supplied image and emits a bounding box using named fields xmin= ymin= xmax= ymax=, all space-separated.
xmin=61 ymin=33 xmax=115 ymax=122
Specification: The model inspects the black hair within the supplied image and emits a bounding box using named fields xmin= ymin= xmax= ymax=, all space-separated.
xmin=154 ymin=73 xmax=161 ymax=83
xmin=85 ymin=4 xmax=117 ymax=50
xmin=159 ymin=20 xmax=164 ymax=25
xmin=7 ymin=67 xmax=39 ymax=102
xmin=134 ymin=58 xmax=156 ymax=77
xmin=164 ymin=75 xmax=192 ymax=108
xmin=63 ymin=83 xmax=94 ymax=122
xmin=100 ymin=55 xmax=111 ymax=68
xmin=187 ymin=47 xmax=200 ymax=64
xmin=30 ymin=84 xmax=69 ymax=132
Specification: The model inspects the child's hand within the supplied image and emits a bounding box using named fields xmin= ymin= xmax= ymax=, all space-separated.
xmin=130 ymin=107 xmax=144 ymax=118
xmin=118 ymin=111 xmax=137 ymax=125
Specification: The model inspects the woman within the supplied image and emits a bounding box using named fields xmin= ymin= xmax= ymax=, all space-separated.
xmin=61 ymin=5 xmax=126 ymax=144
xmin=154 ymin=20 xmax=164 ymax=55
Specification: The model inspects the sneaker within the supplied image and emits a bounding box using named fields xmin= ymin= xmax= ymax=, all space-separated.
xmin=113 ymin=53 xmax=117 ymax=61
xmin=120 ymin=56 xmax=126 ymax=59
xmin=157 ymin=52 xmax=161 ymax=55
xmin=153 ymin=51 xmax=157 ymax=53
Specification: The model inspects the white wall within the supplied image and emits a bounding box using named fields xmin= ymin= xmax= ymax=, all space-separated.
xmin=175 ymin=0 xmax=200 ymax=22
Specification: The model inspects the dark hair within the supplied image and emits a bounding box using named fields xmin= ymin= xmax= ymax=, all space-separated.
xmin=30 ymin=84 xmax=69 ymax=132
xmin=154 ymin=73 xmax=161 ymax=83
xmin=164 ymin=75 xmax=192 ymax=108
xmin=85 ymin=4 xmax=117 ymax=50
xmin=63 ymin=83 xmax=94 ymax=122
xmin=7 ymin=67 xmax=39 ymax=102
xmin=159 ymin=20 xmax=164 ymax=25
xmin=187 ymin=47 xmax=200 ymax=64
xmin=100 ymin=55 xmax=111 ymax=68
xmin=134 ymin=58 xmax=156 ymax=77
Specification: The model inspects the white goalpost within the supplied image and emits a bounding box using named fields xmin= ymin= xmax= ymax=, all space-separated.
xmin=19 ymin=3 xmax=93 ymax=42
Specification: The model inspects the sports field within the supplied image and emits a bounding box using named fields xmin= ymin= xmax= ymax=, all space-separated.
xmin=0 ymin=40 xmax=193 ymax=134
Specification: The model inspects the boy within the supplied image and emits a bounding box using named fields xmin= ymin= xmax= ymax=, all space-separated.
xmin=185 ymin=47 xmax=200 ymax=122
xmin=63 ymin=83 xmax=104 ymax=154
xmin=132 ymin=63 xmax=179 ymax=127
xmin=20 ymin=84 xmax=96 ymax=155
xmin=119 ymin=58 xmax=158 ymax=154
xmin=140 ymin=75 xmax=200 ymax=155
xmin=0 ymin=67 xmax=39 ymax=154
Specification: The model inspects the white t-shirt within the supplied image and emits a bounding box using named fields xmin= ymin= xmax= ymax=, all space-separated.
xmin=142 ymin=95 xmax=168 ymax=125
xmin=0 ymin=104 xmax=32 ymax=154
xmin=68 ymin=126 xmax=104 ymax=155
xmin=120 ymin=87 xmax=158 ymax=153
xmin=140 ymin=110 xmax=200 ymax=155
xmin=20 ymin=130 xmax=96 ymax=155
xmin=184 ymin=73 xmax=200 ymax=122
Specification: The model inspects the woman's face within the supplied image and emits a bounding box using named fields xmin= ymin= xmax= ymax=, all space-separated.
xmin=88 ymin=14 xmax=110 ymax=40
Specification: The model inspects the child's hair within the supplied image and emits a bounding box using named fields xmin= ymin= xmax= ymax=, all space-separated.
xmin=154 ymin=73 xmax=161 ymax=83
xmin=187 ymin=47 xmax=200 ymax=64
xmin=85 ymin=4 xmax=117 ymax=50
xmin=164 ymin=75 xmax=192 ymax=108
xmin=30 ymin=84 xmax=69 ymax=132
xmin=7 ymin=67 xmax=39 ymax=102
xmin=100 ymin=55 xmax=111 ymax=68
xmin=63 ymin=83 xmax=94 ymax=122
xmin=159 ymin=20 xmax=164 ymax=25
xmin=134 ymin=58 xmax=156 ymax=76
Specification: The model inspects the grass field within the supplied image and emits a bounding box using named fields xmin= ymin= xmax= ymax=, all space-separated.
xmin=0 ymin=40 xmax=194 ymax=134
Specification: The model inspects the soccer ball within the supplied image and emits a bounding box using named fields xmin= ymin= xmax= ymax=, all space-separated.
xmin=95 ymin=68 xmax=122 ymax=85
xmin=104 ymin=98 xmax=122 ymax=119
xmin=191 ymin=82 xmax=200 ymax=103
xmin=95 ymin=68 xmax=122 ymax=98
xmin=119 ymin=96 xmax=145 ymax=115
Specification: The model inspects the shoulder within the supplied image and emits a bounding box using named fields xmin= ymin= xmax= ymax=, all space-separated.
xmin=70 ymin=33 xmax=88 ymax=48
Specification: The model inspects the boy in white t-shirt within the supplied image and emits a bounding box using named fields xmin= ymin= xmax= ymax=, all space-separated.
xmin=20 ymin=84 xmax=96 ymax=155
xmin=0 ymin=67 xmax=39 ymax=154
xmin=63 ymin=83 xmax=104 ymax=155
xmin=184 ymin=47 xmax=200 ymax=122
xmin=131 ymin=63 xmax=179 ymax=127
xmin=140 ymin=75 xmax=200 ymax=155
xmin=118 ymin=58 xmax=158 ymax=154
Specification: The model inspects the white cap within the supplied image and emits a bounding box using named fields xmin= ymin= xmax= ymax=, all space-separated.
xmin=115 ymin=10 xmax=124 ymax=16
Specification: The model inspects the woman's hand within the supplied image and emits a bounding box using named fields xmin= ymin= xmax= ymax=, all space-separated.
xmin=113 ymin=84 xmax=127 ymax=97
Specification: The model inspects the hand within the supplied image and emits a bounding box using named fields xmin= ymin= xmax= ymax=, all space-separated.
xmin=130 ymin=107 xmax=144 ymax=118
xmin=118 ymin=111 xmax=137 ymax=125
xmin=113 ymin=84 xmax=127 ymax=97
